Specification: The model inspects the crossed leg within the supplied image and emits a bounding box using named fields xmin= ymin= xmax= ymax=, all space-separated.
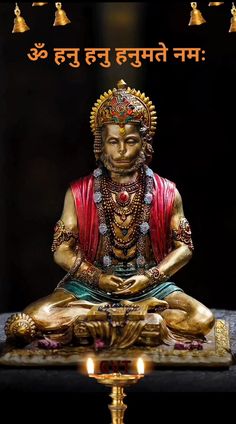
xmin=24 ymin=289 xmax=93 ymax=332
xmin=161 ymin=291 xmax=215 ymax=336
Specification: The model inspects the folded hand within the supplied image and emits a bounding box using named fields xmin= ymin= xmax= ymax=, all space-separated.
xmin=99 ymin=274 xmax=124 ymax=292
xmin=114 ymin=275 xmax=150 ymax=296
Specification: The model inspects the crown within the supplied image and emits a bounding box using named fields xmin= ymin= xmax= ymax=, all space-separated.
xmin=90 ymin=79 xmax=157 ymax=135
xmin=90 ymin=80 xmax=157 ymax=159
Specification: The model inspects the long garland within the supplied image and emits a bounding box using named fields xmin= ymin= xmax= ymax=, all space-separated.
xmin=93 ymin=165 xmax=154 ymax=274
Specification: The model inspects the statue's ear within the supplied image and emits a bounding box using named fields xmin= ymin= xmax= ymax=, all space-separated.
xmin=95 ymin=153 xmax=101 ymax=162
xmin=143 ymin=142 xmax=154 ymax=165
xmin=141 ymin=139 xmax=147 ymax=150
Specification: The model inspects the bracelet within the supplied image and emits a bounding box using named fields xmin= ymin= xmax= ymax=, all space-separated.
xmin=56 ymin=250 xmax=85 ymax=288
xmin=144 ymin=267 xmax=169 ymax=286
xmin=70 ymin=250 xmax=85 ymax=276
xmin=76 ymin=264 xmax=102 ymax=288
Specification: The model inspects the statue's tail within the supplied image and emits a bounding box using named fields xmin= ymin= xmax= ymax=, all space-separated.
xmin=4 ymin=313 xmax=37 ymax=345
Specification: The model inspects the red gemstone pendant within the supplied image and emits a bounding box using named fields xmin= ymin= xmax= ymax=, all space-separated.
xmin=116 ymin=190 xmax=130 ymax=206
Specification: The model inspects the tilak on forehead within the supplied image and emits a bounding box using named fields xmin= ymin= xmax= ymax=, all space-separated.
xmin=90 ymin=79 xmax=157 ymax=159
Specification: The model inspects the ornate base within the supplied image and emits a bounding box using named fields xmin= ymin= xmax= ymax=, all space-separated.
xmin=0 ymin=320 xmax=232 ymax=367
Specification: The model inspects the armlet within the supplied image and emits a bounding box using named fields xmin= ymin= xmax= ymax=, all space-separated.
xmin=51 ymin=219 xmax=79 ymax=252
xmin=172 ymin=217 xmax=194 ymax=251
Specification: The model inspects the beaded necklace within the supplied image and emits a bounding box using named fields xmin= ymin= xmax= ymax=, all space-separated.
xmin=93 ymin=165 xmax=154 ymax=273
xmin=102 ymin=172 xmax=144 ymax=256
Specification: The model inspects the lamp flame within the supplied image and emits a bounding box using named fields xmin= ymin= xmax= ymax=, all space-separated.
xmin=137 ymin=357 xmax=145 ymax=375
xmin=87 ymin=357 xmax=94 ymax=375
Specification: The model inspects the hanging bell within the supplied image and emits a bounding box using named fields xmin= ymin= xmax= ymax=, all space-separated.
xmin=208 ymin=2 xmax=224 ymax=5
xmin=53 ymin=2 xmax=71 ymax=26
xmin=12 ymin=3 xmax=30 ymax=33
xmin=229 ymin=4 xmax=236 ymax=32
xmin=189 ymin=2 xmax=206 ymax=26
xmin=32 ymin=3 xmax=48 ymax=6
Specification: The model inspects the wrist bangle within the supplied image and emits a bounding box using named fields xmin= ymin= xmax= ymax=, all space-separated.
xmin=76 ymin=264 xmax=102 ymax=288
xmin=70 ymin=250 xmax=85 ymax=276
xmin=56 ymin=250 xmax=85 ymax=288
xmin=144 ymin=267 xmax=169 ymax=286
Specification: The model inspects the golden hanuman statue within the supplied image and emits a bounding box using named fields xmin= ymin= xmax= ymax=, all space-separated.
xmin=5 ymin=80 xmax=214 ymax=349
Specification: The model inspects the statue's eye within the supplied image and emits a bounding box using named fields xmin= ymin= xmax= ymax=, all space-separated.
xmin=108 ymin=139 xmax=118 ymax=144
xmin=126 ymin=138 xmax=136 ymax=144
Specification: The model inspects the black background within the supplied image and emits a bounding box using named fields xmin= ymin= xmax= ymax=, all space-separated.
xmin=0 ymin=1 xmax=235 ymax=313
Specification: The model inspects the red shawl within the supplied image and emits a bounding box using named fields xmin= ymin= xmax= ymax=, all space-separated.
xmin=71 ymin=172 xmax=175 ymax=264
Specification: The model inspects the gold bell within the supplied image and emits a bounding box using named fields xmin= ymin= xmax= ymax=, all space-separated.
xmin=32 ymin=3 xmax=48 ymax=6
xmin=12 ymin=3 xmax=30 ymax=33
xmin=189 ymin=2 xmax=206 ymax=26
xmin=229 ymin=3 xmax=236 ymax=32
xmin=208 ymin=2 xmax=224 ymax=5
xmin=53 ymin=2 xmax=71 ymax=26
